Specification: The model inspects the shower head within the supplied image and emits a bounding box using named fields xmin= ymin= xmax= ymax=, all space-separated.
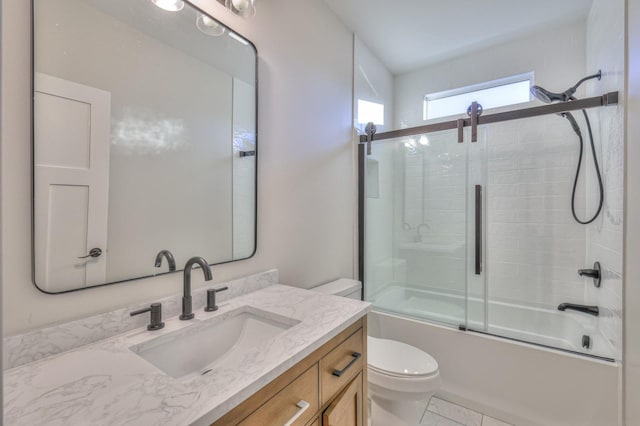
xmin=530 ymin=70 xmax=602 ymax=103
xmin=530 ymin=85 xmax=570 ymax=103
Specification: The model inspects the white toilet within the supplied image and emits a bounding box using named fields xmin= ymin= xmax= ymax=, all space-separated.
xmin=312 ymin=279 xmax=441 ymax=426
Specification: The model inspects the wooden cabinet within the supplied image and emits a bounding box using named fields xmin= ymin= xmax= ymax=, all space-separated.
xmin=212 ymin=317 xmax=367 ymax=426
xmin=239 ymin=364 xmax=319 ymax=426
xmin=322 ymin=373 xmax=363 ymax=426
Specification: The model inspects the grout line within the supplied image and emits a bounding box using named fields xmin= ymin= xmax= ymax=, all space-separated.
xmin=426 ymin=397 xmax=483 ymax=426
xmin=421 ymin=410 xmax=466 ymax=426
xmin=419 ymin=401 xmax=429 ymax=424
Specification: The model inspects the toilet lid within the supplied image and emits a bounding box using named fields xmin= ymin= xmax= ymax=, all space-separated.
xmin=368 ymin=336 xmax=438 ymax=377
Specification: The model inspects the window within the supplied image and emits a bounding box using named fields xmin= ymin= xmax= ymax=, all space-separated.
xmin=357 ymin=99 xmax=384 ymax=126
xmin=423 ymin=73 xmax=533 ymax=120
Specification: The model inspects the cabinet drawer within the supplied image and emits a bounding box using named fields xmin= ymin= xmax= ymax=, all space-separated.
xmin=320 ymin=328 xmax=364 ymax=405
xmin=239 ymin=364 xmax=319 ymax=426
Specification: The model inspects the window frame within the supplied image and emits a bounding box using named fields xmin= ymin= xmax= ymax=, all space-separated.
xmin=423 ymin=72 xmax=534 ymax=121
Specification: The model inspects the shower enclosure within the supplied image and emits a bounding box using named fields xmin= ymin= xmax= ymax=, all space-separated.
xmin=360 ymin=93 xmax=620 ymax=360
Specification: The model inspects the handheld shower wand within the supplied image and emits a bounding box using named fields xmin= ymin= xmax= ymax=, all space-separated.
xmin=530 ymin=70 xmax=602 ymax=103
xmin=530 ymin=71 xmax=604 ymax=225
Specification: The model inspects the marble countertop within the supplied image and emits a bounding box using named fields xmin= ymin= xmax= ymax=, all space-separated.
xmin=4 ymin=284 xmax=371 ymax=426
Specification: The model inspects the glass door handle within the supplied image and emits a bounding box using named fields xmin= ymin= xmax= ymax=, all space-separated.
xmin=475 ymin=185 xmax=482 ymax=275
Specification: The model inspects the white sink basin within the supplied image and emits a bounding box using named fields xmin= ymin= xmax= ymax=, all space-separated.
xmin=129 ymin=306 xmax=300 ymax=379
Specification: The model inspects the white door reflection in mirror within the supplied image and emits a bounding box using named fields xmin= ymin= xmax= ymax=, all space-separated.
xmin=34 ymin=73 xmax=111 ymax=292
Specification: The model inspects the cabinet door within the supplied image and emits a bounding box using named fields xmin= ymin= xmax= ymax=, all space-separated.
xmin=322 ymin=372 xmax=363 ymax=426
xmin=239 ymin=364 xmax=319 ymax=426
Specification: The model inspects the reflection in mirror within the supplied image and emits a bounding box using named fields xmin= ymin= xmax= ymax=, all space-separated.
xmin=33 ymin=0 xmax=257 ymax=293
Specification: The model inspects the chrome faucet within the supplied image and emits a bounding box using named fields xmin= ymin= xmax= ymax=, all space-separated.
xmin=181 ymin=257 xmax=212 ymax=320
xmin=155 ymin=249 xmax=176 ymax=272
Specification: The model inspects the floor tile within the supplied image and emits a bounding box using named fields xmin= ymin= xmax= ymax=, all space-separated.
xmin=427 ymin=397 xmax=483 ymax=426
xmin=482 ymin=415 xmax=513 ymax=426
xmin=421 ymin=411 xmax=465 ymax=426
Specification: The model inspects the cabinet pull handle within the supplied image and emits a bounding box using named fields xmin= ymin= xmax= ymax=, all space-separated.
xmin=283 ymin=400 xmax=310 ymax=426
xmin=332 ymin=352 xmax=362 ymax=377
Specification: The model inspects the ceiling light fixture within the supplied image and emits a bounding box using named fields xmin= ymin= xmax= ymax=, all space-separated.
xmin=196 ymin=13 xmax=226 ymax=36
xmin=151 ymin=0 xmax=185 ymax=12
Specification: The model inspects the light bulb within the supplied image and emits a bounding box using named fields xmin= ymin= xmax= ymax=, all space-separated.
xmin=232 ymin=0 xmax=250 ymax=11
xmin=419 ymin=135 xmax=430 ymax=146
xmin=226 ymin=0 xmax=255 ymax=17
xmin=202 ymin=16 xmax=216 ymax=27
xmin=196 ymin=13 xmax=225 ymax=36
xmin=151 ymin=0 xmax=184 ymax=12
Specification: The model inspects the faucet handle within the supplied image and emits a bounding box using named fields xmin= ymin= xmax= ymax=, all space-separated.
xmin=205 ymin=286 xmax=229 ymax=312
xmin=578 ymin=261 xmax=602 ymax=288
xmin=131 ymin=303 xmax=165 ymax=331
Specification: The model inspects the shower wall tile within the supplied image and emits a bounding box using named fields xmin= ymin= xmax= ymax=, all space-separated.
xmin=585 ymin=0 xmax=625 ymax=360
xmin=486 ymin=113 xmax=590 ymax=310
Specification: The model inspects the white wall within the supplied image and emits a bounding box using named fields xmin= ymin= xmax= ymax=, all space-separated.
xmin=394 ymin=21 xmax=588 ymax=130
xmin=585 ymin=0 xmax=626 ymax=360
xmin=624 ymin=0 xmax=640 ymax=422
xmin=354 ymin=37 xmax=399 ymax=298
xmin=0 ymin=0 xmax=4 ymax=413
xmin=1 ymin=0 xmax=355 ymax=335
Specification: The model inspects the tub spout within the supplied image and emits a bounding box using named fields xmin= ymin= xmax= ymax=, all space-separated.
xmin=557 ymin=303 xmax=599 ymax=316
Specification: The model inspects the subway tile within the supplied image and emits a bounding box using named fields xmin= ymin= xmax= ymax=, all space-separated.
xmin=518 ymin=182 xmax=570 ymax=197
xmin=543 ymin=167 xmax=576 ymax=183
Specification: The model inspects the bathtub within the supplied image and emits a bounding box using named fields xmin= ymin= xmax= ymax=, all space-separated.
xmin=367 ymin=284 xmax=620 ymax=426
xmin=369 ymin=285 xmax=617 ymax=360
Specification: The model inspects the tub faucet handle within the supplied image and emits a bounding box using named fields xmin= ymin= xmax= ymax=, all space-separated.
xmin=578 ymin=261 xmax=602 ymax=288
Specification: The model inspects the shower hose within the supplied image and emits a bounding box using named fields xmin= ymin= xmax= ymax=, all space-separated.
xmin=569 ymin=109 xmax=604 ymax=224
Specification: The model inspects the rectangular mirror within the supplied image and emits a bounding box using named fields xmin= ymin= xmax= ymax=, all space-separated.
xmin=32 ymin=0 xmax=257 ymax=293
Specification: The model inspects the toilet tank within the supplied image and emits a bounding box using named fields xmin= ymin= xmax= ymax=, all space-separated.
xmin=312 ymin=279 xmax=362 ymax=300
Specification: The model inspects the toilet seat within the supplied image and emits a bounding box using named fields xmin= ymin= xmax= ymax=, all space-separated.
xmin=367 ymin=336 xmax=439 ymax=378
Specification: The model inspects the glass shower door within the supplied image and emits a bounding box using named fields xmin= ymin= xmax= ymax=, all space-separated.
xmin=363 ymin=129 xmax=470 ymax=328
xmin=478 ymin=115 xmax=616 ymax=359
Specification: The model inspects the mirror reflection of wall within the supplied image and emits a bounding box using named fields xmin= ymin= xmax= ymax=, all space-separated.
xmin=33 ymin=0 xmax=257 ymax=292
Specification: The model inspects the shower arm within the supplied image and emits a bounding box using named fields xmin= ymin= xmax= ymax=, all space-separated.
xmin=569 ymin=71 xmax=602 ymax=95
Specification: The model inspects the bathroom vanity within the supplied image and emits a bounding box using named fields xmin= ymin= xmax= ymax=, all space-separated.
xmin=213 ymin=316 xmax=366 ymax=426
xmin=3 ymin=278 xmax=371 ymax=425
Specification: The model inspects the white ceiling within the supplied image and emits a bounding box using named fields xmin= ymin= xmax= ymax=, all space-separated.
xmin=323 ymin=0 xmax=594 ymax=75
